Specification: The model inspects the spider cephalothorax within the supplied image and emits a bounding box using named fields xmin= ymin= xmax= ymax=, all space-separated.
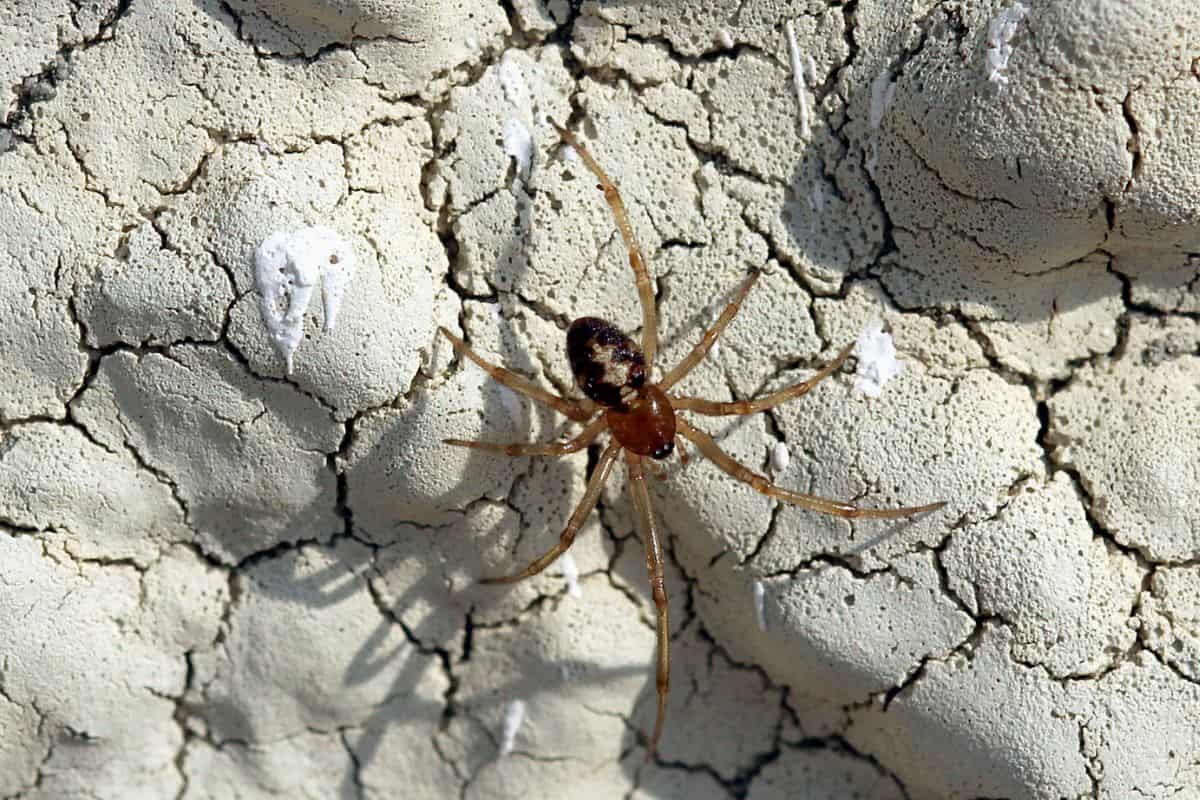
xmin=438 ymin=121 xmax=944 ymax=757
xmin=566 ymin=316 xmax=675 ymax=459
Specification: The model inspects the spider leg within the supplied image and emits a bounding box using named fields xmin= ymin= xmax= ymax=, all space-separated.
xmin=672 ymin=342 xmax=855 ymax=416
xmin=480 ymin=440 xmax=622 ymax=585
xmin=438 ymin=327 xmax=594 ymax=422
xmin=676 ymin=418 xmax=945 ymax=519
xmin=445 ymin=417 xmax=607 ymax=457
xmin=675 ymin=435 xmax=691 ymax=467
xmin=551 ymin=122 xmax=658 ymax=369
xmin=626 ymin=452 xmax=669 ymax=759
xmin=660 ymin=271 xmax=760 ymax=391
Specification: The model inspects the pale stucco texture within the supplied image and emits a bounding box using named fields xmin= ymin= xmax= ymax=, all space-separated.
xmin=1 ymin=1 xmax=1198 ymax=798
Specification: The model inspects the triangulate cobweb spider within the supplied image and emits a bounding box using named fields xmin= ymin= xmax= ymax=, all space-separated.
xmin=439 ymin=121 xmax=944 ymax=757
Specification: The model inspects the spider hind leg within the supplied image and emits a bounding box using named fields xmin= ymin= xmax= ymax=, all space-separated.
xmin=480 ymin=441 xmax=622 ymax=585
xmin=626 ymin=452 xmax=670 ymax=758
xmin=444 ymin=418 xmax=607 ymax=458
xmin=676 ymin=418 xmax=945 ymax=519
xmin=671 ymin=342 xmax=856 ymax=417
xmin=439 ymin=326 xmax=593 ymax=422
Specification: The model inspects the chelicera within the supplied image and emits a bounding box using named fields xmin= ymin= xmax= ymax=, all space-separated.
xmin=439 ymin=122 xmax=944 ymax=756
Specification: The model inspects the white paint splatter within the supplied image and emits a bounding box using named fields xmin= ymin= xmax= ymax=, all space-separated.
xmin=853 ymin=319 xmax=904 ymax=398
xmin=498 ymin=53 xmax=527 ymax=107
xmin=783 ymin=21 xmax=811 ymax=138
xmin=869 ymin=69 xmax=897 ymax=129
xmin=498 ymin=700 xmax=526 ymax=756
xmin=254 ymin=227 xmax=356 ymax=373
xmin=559 ymin=552 xmax=582 ymax=599
xmin=716 ymin=28 xmax=735 ymax=49
xmin=502 ymin=117 xmax=534 ymax=180
xmin=752 ymin=580 xmax=767 ymax=631
xmin=985 ymin=2 xmax=1029 ymax=86
xmin=770 ymin=441 xmax=790 ymax=473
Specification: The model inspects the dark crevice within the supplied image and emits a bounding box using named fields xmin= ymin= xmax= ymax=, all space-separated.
xmin=171 ymin=650 xmax=198 ymax=800
xmin=363 ymin=569 xmax=464 ymax=734
xmin=878 ymin=614 xmax=999 ymax=711
xmin=1120 ymin=90 xmax=1143 ymax=192
xmin=1 ymin=0 xmax=134 ymax=143
xmin=340 ymin=728 xmax=366 ymax=800
xmin=11 ymin=4 xmax=1199 ymax=798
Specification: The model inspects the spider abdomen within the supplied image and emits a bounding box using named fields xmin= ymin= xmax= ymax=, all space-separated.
xmin=567 ymin=317 xmax=646 ymax=408
xmin=607 ymin=385 xmax=676 ymax=460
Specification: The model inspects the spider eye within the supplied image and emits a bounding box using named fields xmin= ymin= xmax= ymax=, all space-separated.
xmin=651 ymin=439 xmax=675 ymax=460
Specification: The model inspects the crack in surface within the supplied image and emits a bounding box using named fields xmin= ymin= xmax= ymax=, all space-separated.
xmin=1 ymin=0 xmax=134 ymax=143
xmin=6 ymin=2 xmax=1200 ymax=798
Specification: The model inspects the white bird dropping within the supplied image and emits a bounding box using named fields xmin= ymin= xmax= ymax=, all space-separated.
xmin=853 ymin=319 xmax=904 ymax=398
xmin=498 ymin=700 xmax=526 ymax=756
xmin=502 ymin=117 xmax=534 ymax=180
xmin=559 ymin=552 xmax=582 ymax=599
xmin=869 ymin=69 xmax=897 ymax=129
xmin=804 ymin=54 xmax=819 ymax=84
xmin=770 ymin=441 xmax=790 ymax=473
xmin=254 ymin=226 xmax=356 ymax=373
xmin=752 ymin=580 xmax=767 ymax=631
xmin=783 ymin=20 xmax=811 ymax=138
xmin=985 ymin=2 xmax=1029 ymax=85
xmin=497 ymin=52 xmax=527 ymax=106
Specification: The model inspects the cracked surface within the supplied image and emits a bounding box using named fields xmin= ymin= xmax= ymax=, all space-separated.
xmin=1 ymin=0 xmax=1198 ymax=797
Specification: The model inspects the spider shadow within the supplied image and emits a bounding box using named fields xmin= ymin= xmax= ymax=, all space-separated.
xmin=218 ymin=517 xmax=650 ymax=798
xmin=598 ymin=426 xmax=938 ymax=796
xmin=338 ymin=545 xmax=652 ymax=793
xmin=600 ymin=455 xmax=811 ymax=795
xmin=435 ymin=124 xmax=585 ymax=513
xmin=324 ymin=147 xmax=636 ymax=787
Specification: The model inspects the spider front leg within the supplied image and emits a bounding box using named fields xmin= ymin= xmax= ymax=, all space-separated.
xmin=481 ymin=441 xmax=622 ymax=585
xmin=672 ymin=342 xmax=855 ymax=416
xmin=551 ymin=122 xmax=658 ymax=369
xmin=674 ymin=436 xmax=691 ymax=467
xmin=676 ymin=418 xmax=945 ymax=519
xmin=438 ymin=327 xmax=594 ymax=422
xmin=626 ymin=452 xmax=669 ymax=759
xmin=445 ymin=417 xmax=607 ymax=457
xmin=660 ymin=271 xmax=760 ymax=391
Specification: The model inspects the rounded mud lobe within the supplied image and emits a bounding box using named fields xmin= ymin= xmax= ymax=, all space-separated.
xmin=219 ymin=0 xmax=506 ymax=68
xmin=223 ymin=0 xmax=411 ymax=52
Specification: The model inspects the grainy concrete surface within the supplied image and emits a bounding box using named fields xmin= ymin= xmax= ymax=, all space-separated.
xmin=1 ymin=2 xmax=1198 ymax=798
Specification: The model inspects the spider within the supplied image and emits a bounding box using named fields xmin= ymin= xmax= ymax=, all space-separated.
xmin=438 ymin=121 xmax=944 ymax=757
